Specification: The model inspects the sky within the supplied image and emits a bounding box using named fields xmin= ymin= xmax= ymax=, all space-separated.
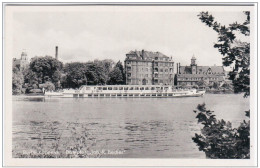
xmin=11 ymin=6 xmax=250 ymax=68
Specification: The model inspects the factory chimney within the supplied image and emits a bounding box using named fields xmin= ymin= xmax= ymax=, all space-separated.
xmin=55 ymin=46 xmax=58 ymax=60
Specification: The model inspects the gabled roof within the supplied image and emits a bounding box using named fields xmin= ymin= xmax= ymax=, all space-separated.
xmin=179 ymin=65 xmax=225 ymax=74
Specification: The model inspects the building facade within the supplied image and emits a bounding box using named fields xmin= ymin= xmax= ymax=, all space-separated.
xmin=13 ymin=51 xmax=29 ymax=71
xmin=176 ymin=56 xmax=226 ymax=86
xmin=124 ymin=50 xmax=174 ymax=85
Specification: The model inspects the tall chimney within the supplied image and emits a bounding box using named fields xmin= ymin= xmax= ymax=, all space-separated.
xmin=141 ymin=49 xmax=144 ymax=60
xmin=55 ymin=46 xmax=58 ymax=60
xmin=177 ymin=63 xmax=179 ymax=74
xmin=178 ymin=63 xmax=181 ymax=74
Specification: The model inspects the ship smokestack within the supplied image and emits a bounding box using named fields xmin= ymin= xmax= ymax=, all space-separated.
xmin=55 ymin=46 xmax=58 ymax=60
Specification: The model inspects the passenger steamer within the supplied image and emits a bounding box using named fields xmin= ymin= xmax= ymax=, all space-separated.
xmin=45 ymin=85 xmax=206 ymax=98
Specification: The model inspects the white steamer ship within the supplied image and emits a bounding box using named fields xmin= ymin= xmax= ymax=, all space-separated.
xmin=45 ymin=85 xmax=206 ymax=98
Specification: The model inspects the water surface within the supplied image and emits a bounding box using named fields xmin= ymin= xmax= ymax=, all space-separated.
xmin=12 ymin=94 xmax=249 ymax=158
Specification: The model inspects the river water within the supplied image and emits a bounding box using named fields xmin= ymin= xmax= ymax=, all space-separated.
xmin=12 ymin=94 xmax=249 ymax=158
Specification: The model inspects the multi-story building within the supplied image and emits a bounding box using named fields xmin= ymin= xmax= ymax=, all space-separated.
xmin=124 ymin=50 xmax=174 ymax=85
xmin=176 ymin=56 xmax=226 ymax=86
xmin=13 ymin=51 xmax=29 ymax=71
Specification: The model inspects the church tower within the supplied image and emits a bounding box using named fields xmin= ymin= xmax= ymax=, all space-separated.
xmin=191 ymin=55 xmax=197 ymax=74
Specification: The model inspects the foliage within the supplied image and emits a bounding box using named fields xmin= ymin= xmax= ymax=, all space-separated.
xmin=63 ymin=61 xmax=108 ymax=88
xmin=39 ymin=81 xmax=55 ymax=91
xmin=194 ymin=11 xmax=251 ymax=159
xmin=107 ymin=61 xmax=125 ymax=85
xmin=198 ymin=11 xmax=250 ymax=97
xmin=107 ymin=67 xmax=124 ymax=85
xmin=63 ymin=62 xmax=87 ymax=88
xmin=12 ymin=67 xmax=24 ymax=95
xmin=192 ymin=103 xmax=250 ymax=159
xmin=29 ymin=56 xmax=63 ymax=84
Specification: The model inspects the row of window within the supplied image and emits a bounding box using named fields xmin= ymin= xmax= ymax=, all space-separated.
xmin=126 ymin=61 xmax=174 ymax=67
xmin=154 ymin=62 xmax=174 ymax=66
xmin=126 ymin=79 xmax=173 ymax=84
xmin=178 ymin=77 xmax=219 ymax=81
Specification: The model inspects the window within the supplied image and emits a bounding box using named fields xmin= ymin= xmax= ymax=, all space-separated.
xmin=127 ymin=73 xmax=131 ymax=77
xmin=127 ymin=61 xmax=131 ymax=65
xmin=145 ymin=87 xmax=149 ymax=90
xmin=155 ymin=57 xmax=158 ymax=60
xmin=119 ymin=87 xmax=123 ymax=90
xmin=160 ymin=69 xmax=163 ymax=72
xmin=113 ymin=87 xmax=118 ymax=90
xmin=108 ymin=87 xmax=112 ymax=90
xmin=124 ymin=87 xmax=128 ymax=90
xmin=127 ymin=67 xmax=131 ymax=71
xmin=135 ymin=87 xmax=139 ymax=90
xmin=165 ymin=69 xmax=168 ymax=72
xmin=129 ymin=87 xmax=134 ymax=90
xmin=103 ymin=87 xmax=107 ymax=90
xmin=140 ymin=87 xmax=144 ymax=90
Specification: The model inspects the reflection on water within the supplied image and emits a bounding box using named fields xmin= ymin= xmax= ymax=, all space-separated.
xmin=12 ymin=94 xmax=249 ymax=158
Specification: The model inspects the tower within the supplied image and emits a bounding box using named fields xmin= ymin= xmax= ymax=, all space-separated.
xmin=20 ymin=51 xmax=29 ymax=70
xmin=191 ymin=55 xmax=197 ymax=74
xmin=21 ymin=51 xmax=27 ymax=61
xmin=55 ymin=46 xmax=58 ymax=60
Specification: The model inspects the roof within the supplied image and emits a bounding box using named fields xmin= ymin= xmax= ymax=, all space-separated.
xmin=179 ymin=66 xmax=225 ymax=74
xmin=126 ymin=50 xmax=170 ymax=60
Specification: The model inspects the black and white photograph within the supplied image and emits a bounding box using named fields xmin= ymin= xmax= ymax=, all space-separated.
xmin=3 ymin=2 xmax=257 ymax=167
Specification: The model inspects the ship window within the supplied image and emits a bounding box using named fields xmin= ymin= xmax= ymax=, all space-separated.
xmin=108 ymin=87 xmax=112 ymax=90
xmin=145 ymin=87 xmax=149 ymax=90
xmin=98 ymin=87 xmax=102 ymax=90
xmin=151 ymin=87 xmax=155 ymax=90
xmin=164 ymin=87 xmax=168 ymax=90
xmin=140 ymin=87 xmax=144 ymax=90
xmin=119 ymin=87 xmax=123 ymax=90
xmin=135 ymin=87 xmax=139 ymax=90
xmin=124 ymin=87 xmax=128 ymax=90
xmin=113 ymin=87 xmax=118 ymax=90
xmin=129 ymin=87 xmax=134 ymax=90
xmin=103 ymin=87 xmax=107 ymax=90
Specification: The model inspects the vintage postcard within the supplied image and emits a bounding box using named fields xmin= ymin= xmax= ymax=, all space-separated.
xmin=3 ymin=3 xmax=258 ymax=166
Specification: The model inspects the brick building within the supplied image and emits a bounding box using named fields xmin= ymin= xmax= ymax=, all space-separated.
xmin=124 ymin=50 xmax=174 ymax=85
xmin=176 ymin=56 xmax=226 ymax=86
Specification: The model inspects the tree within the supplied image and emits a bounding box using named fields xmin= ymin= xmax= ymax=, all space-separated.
xmin=107 ymin=61 xmax=125 ymax=85
xmin=192 ymin=11 xmax=250 ymax=159
xmin=198 ymin=11 xmax=250 ymax=97
xmin=107 ymin=67 xmax=124 ymax=85
xmin=29 ymin=56 xmax=63 ymax=85
xmin=85 ymin=63 xmax=107 ymax=85
xmin=12 ymin=67 xmax=24 ymax=95
xmin=63 ymin=62 xmax=87 ymax=88
xmin=192 ymin=103 xmax=249 ymax=159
